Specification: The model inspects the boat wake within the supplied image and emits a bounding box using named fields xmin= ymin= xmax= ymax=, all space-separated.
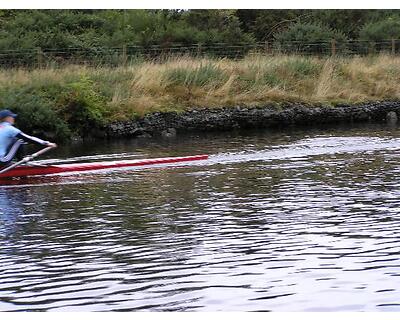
xmin=209 ymin=136 xmax=400 ymax=165
xmin=2 ymin=136 xmax=400 ymax=188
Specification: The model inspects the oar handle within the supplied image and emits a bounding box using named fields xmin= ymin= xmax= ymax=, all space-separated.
xmin=0 ymin=145 xmax=56 ymax=175
xmin=26 ymin=146 xmax=56 ymax=161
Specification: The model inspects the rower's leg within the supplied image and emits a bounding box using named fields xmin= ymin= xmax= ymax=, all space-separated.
xmin=15 ymin=142 xmax=27 ymax=161
xmin=2 ymin=139 xmax=24 ymax=163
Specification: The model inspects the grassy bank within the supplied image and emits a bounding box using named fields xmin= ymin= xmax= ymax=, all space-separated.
xmin=1 ymin=54 xmax=399 ymax=140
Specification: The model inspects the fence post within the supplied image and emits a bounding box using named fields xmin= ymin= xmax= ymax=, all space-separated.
xmin=276 ymin=42 xmax=282 ymax=55
xmin=197 ymin=43 xmax=202 ymax=57
xmin=36 ymin=47 xmax=43 ymax=68
xmin=368 ymin=42 xmax=375 ymax=55
xmin=122 ymin=44 xmax=127 ymax=66
xmin=331 ymin=39 xmax=336 ymax=56
xmin=392 ymin=39 xmax=396 ymax=55
xmin=264 ymin=41 xmax=269 ymax=54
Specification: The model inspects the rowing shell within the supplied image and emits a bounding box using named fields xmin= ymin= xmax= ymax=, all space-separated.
xmin=0 ymin=154 xmax=209 ymax=178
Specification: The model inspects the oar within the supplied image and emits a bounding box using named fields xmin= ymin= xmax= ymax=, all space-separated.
xmin=0 ymin=146 xmax=56 ymax=175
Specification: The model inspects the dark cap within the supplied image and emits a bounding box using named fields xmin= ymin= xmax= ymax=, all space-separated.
xmin=0 ymin=109 xmax=17 ymax=119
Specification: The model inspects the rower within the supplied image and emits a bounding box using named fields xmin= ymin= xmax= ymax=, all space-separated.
xmin=0 ymin=109 xmax=57 ymax=167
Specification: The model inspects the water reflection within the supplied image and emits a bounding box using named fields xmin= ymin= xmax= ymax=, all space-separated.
xmin=0 ymin=190 xmax=23 ymax=239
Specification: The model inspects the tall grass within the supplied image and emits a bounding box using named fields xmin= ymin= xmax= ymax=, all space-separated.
xmin=1 ymin=53 xmax=400 ymax=126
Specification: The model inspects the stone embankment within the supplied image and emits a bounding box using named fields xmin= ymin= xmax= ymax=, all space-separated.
xmin=105 ymin=102 xmax=400 ymax=138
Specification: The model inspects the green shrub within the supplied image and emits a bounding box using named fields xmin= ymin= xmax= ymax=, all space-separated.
xmin=57 ymin=76 xmax=107 ymax=137
xmin=359 ymin=17 xmax=400 ymax=40
xmin=274 ymin=22 xmax=347 ymax=53
xmin=0 ymin=74 xmax=111 ymax=140
xmin=0 ymin=88 xmax=71 ymax=141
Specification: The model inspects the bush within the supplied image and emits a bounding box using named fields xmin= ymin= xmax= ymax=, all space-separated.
xmin=0 ymin=76 xmax=108 ymax=141
xmin=0 ymin=88 xmax=71 ymax=141
xmin=56 ymin=76 xmax=107 ymax=137
xmin=274 ymin=22 xmax=348 ymax=54
xmin=359 ymin=17 xmax=400 ymax=40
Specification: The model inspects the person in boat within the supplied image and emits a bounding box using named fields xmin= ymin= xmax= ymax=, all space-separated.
xmin=0 ymin=109 xmax=57 ymax=167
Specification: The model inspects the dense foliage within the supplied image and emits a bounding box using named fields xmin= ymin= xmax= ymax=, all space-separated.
xmin=0 ymin=9 xmax=399 ymax=51
xmin=274 ymin=22 xmax=347 ymax=52
xmin=359 ymin=17 xmax=400 ymax=41
xmin=0 ymin=76 xmax=108 ymax=141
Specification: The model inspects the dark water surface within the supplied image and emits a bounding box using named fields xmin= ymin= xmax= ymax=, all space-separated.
xmin=1 ymin=124 xmax=400 ymax=311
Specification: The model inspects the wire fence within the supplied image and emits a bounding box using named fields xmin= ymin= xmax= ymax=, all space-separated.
xmin=1 ymin=39 xmax=400 ymax=68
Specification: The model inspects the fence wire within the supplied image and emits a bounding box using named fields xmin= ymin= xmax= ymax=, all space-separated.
xmin=1 ymin=39 xmax=399 ymax=68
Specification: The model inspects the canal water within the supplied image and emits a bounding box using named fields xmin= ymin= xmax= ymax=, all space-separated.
xmin=1 ymin=124 xmax=400 ymax=311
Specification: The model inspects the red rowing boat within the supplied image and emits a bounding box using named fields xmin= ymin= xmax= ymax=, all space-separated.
xmin=0 ymin=154 xmax=209 ymax=178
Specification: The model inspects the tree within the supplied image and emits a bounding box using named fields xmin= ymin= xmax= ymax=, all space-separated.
xmin=274 ymin=22 xmax=347 ymax=53
xmin=359 ymin=16 xmax=400 ymax=40
xmin=246 ymin=10 xmax=309 ymax=41
xmin=181 ymin=10 xmax=255 ymax=44
xmin=310 ymin=9 xmax=400 ymax=40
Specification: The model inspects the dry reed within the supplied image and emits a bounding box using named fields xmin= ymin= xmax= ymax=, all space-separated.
xmin=2 ymin=53 xmax=400 ymax=119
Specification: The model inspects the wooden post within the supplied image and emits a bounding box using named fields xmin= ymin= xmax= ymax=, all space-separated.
xmin=368 ymin=42 xmax=375 ymax=55
xmin=392 ymin=38 xmax=396 ymax=55
xmin=264 ymin=41 xmax=269 ymax=54
xmin=36 ymin=47 xmax=43 ymax=68
xmin=331 ymin=39 xmax=336 ymax=56
xmin=197 ymin=43 xmax=202 ymax=57
xmin=275 ymin=42 xmax=281 ymax=55
xmin=122 ymin=44 xmax=127 ymax=66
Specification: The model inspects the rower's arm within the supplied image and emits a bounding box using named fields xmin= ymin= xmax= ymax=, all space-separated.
xmin=16 ymin=132 xmax=50 ymax=145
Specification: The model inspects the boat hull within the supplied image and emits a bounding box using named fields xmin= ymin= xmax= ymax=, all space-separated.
xmin=0 ymin=154 xmax=208 ymax=178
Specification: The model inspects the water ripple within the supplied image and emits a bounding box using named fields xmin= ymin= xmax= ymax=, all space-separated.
xmin=2 ymin=128 xmax=400 ymax=311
